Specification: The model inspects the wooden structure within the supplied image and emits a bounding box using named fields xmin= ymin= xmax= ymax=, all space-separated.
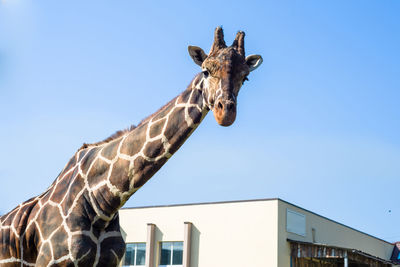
xmin=289 ymin=239 xmax=393 ymax=267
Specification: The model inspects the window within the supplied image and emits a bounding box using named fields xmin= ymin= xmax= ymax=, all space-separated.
xmin=123 ymin=243 xmax=146 ymax=266
xmin=159 ymin=242 xmax=183 ymax=267
xmin=286 ymin=209 xmax=306 ymax=236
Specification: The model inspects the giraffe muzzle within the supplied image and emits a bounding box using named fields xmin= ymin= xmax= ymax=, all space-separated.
xmin=213 ymin=99 xmax=237 ymax=126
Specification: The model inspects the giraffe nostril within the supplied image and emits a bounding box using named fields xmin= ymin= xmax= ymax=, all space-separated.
xmin=226 ymin=102 xmax=234 ymax=111
xmin=217 ymin=101 xmax=223 ymax=110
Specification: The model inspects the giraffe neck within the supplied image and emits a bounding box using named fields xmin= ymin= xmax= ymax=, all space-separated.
xmin=57 ymin=74 xmax=209 ymax=224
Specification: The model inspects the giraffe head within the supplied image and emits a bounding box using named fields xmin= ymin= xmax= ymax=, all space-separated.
xmin=188 ymin=27 xmax=263 ymax=126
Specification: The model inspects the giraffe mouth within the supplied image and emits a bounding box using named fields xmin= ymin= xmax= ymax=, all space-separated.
xmin=213 ymin=99 xmax=237 ymax=126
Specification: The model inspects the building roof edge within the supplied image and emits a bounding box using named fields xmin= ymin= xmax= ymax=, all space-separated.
xmin=120 ymin=197 xmax=394 ymax=245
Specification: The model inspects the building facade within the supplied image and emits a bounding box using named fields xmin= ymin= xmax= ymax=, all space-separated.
xmin=119 ymin=198 xmax=397 ymax=267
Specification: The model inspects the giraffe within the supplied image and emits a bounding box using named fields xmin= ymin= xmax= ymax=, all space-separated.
xmin=0 ymin=27 xmax=262 ymax=267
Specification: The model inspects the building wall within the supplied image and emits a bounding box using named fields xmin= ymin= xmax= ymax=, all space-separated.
xmin=119 ymin=200 xmax=279 ymax=267
xmin=277 ymin=200 xmax=395 ymax=267
xmin=119 ymin=199 xmax=395 ymax=267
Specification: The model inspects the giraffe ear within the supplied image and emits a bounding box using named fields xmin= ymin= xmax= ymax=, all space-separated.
xmin=188 ymin=46 xmax=208 ymax=66
xmin=246 ymin=54 xmax=263 ymax=72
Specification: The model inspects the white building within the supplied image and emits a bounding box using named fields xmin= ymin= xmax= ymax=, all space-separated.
xmin=119 ymin=198 xmax=398 ymax=267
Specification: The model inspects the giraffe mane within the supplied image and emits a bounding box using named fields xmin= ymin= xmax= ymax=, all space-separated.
xmin=78 ymin=125 xmax=137 ymax=151
xmin=78 ymin=89 xmax=183 ymax=152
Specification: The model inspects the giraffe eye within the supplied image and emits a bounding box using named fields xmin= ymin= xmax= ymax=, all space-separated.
xmin=202 ymin=70 xmax=209 ymax=78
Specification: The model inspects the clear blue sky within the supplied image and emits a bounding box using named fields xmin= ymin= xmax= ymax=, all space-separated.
xmin=1 ymin=1 xmax=399 ymax=242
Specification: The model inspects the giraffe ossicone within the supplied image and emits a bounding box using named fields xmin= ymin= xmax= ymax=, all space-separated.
xmin=0 ymin=27 xmax=262 ymax=267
